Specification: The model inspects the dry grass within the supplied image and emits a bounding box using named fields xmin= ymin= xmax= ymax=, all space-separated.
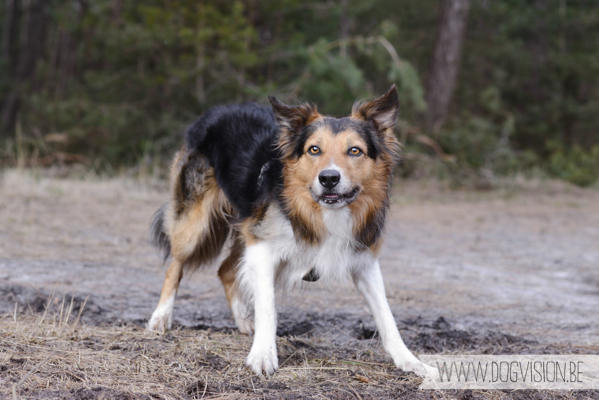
xmin=1 ymin=297 xmax=428 ymax=400
xmin=3 ymin=300 xmax=598 ymax=400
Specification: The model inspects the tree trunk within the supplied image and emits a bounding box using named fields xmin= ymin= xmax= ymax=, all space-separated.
xmin=1 ymin=0 xmax=21 ymax=74
xmin=0 ymin=0 xmax=21 ymax=138
xmin=1 ymin=0 xmax=50 ymax=136
xmin=425 ymin=0 xmax=471 ymax=133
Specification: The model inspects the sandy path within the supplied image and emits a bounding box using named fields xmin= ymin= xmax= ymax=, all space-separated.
xmin=1 ymin=170 xmax=598 ymax=348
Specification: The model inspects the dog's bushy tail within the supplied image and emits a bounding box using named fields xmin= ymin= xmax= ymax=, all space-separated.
xmin=150 ymin=203 xmax=171 ymax=262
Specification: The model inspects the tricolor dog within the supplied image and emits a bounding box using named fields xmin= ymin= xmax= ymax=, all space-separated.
xmin=148 ymin=85 xmax=431 ymax=376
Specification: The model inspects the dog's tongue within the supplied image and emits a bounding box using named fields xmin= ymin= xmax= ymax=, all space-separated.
xmin=324 ymin=194 xmax=339 ymax=199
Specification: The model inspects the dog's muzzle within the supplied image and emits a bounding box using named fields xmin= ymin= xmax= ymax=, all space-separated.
xmin=311 ymin=168 xmax=359 ymax=207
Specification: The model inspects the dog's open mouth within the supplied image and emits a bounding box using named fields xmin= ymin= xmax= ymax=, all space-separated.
xmin=320 ymin=187 xmax=359 ymax=205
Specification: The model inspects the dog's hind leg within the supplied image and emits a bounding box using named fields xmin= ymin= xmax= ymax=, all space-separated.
xmin=148 ymin=258 xmax=183 ymax=332
xmin=217 ymin=234 xmax=254 ymax=335
xmin=148 ymin=195 xmax=230 ymax=332
xmin=352 ymin=259 xmax=435 ymax=377
xmin=148 ymin=149 xmax=233 ymax=333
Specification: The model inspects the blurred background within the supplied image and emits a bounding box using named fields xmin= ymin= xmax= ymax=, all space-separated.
xmin=0 ymin=0 xmax=598 ymax=187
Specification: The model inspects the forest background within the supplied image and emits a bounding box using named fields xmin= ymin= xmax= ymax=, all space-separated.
xmin=1 ymin=0 xmax=598 ymax=187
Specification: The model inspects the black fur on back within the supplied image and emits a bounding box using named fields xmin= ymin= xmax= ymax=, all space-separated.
xmin=185 ymin=103 xmax=283 ymax=219
xmin=150 ymin=203 xmax=171 ymax=262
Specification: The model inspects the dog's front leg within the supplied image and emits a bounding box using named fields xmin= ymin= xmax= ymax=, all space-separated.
xmin=243 ymin=242 xmax=279 ymax=376
xmin=353 ymin=259 xmax=433 ymax=377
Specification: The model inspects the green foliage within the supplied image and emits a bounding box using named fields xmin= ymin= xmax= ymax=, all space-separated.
xmin=1 ymin=0 xmax=423 ymax=168
xmin=388 ymin=62 xmax=426 ymax=112
xmin=435 ymin=115 xmax=538 ymax=177
xmin=547 ymin=143 xmax=599 ymax=187
xmin=1 ymin=0 xmax=598 ymax=186
xmin=455 ymin=0 xmax=599 ymax=185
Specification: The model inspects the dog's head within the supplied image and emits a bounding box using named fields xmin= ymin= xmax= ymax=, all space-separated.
xmin=269 ymin=85 xmax=400 ymax=210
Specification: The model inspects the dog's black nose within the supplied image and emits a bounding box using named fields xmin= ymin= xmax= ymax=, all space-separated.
xmin=318 ymin=169 xmax=340 ymax=189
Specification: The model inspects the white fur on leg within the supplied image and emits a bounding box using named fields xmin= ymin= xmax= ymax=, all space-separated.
xmin=148 ymin=293 xmax=176 ymax=333
xmin=353 ymin=259 xmax=434 ymax=377
xmin=231 ymin=296 xmax=254 ymax=335
xmin=242 ymin=242 xmax=279 ymax=375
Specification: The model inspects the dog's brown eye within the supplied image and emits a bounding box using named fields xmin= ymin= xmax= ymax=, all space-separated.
xmin=349 ymin=147 xmax=362 ymax=156
xmin=308 ymin=146 xmax=320 ymax=155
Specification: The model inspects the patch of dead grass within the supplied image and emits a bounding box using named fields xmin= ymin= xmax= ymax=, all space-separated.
xmin=0 ymin=299 xmax=427 ymax=400
xmin=2 ymin=301 xmax=597 ymax=399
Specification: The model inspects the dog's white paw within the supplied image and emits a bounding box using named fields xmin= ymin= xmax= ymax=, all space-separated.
xmin=246 ymin=346 xmax=278 ymax=376
xmin=396 ymin=357 xmax=436 ymax=378
xmin=423 ymin=362 xmax=439 ymax=379
xmin=231 ymin=297 xmax=254 ymax=335
xmin=148 ymin=305 xmax=173 ymax=333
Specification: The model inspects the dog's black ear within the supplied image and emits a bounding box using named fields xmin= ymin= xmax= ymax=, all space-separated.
xmin=351 ymin=84 xmax=399 ymax=131
xmin=268 ymin=96 xmax=319 ymax=135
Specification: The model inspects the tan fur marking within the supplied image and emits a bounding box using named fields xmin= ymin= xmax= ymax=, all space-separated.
xmin=162 ymin=147 xmax=234 ymax=272
xmin=217 ymin=234 xmax=244 ymax=308
xmin=351 ymin=128 xmax=398 ymax=247
xmin=305 ymin=112 xmax=322 ymax=126
xmin=239 ymin=219 xmax=259 ymax=246
xmin=156 ymin=258 xmax=184 ymax=307
xmin=168 ymin=173 xmax=227 ymax=260
xmin=368 ymin=238 xmax=383 ymax=256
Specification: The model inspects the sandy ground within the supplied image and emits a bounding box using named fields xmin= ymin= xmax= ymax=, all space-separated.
xmin=1 ymin=169 xmax=599 ymax=398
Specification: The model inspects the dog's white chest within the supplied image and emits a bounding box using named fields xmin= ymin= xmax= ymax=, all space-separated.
xmin=264 ymin=207 xmax=373 ymax=285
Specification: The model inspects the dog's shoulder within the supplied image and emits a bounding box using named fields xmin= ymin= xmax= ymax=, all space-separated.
xmin=183 ymin=103 xmax=283 ymax=219
xmin=185 ymin=103 xmax=276 ymax=153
